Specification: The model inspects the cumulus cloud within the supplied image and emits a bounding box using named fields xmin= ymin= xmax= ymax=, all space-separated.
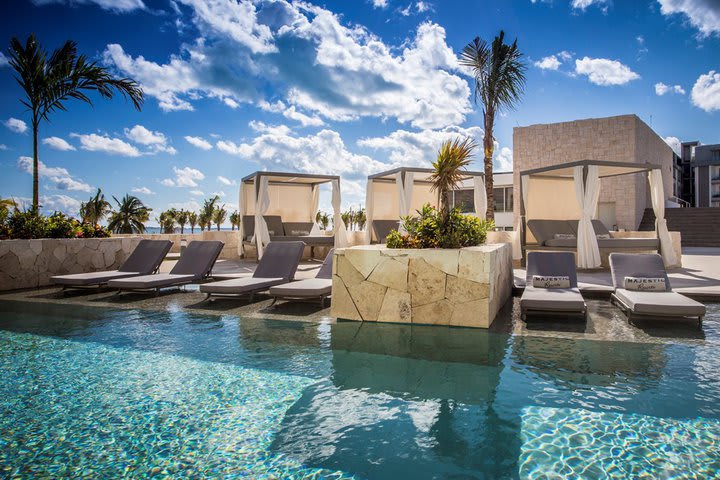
xmin=42 ymin=136 xmax=76 ymax=151
xmin=372 ymin=0 xmax=388 ymax=8
xmin=17 ymin=156 xmax=92 ymax=192
xmin=574 ymin=57 xmax=640 ymax=86
xmin=571 ymin=0 xmax=608 ymax=11
xmin=103 ymin=1 xmax=471 ymax=129
xmin=132 ymin=186 xmax=155 ymax=195
xmin=70 ymin=133 xmax=141 ymax=156
xmin=664 ymin=136 xmax=682 ymax=155
xmin=217 ymin=176 xmax=236 ymax=186
xmin=31 ymin=0 xmax=145 ymax=12
xmin=655 ymin=82 xmax=686 ymax=95
xmin=658 ymin=0 xmax=720 ymax=37
xmin=0 ymin=144 xmax=7 ymax=151
xmin=535 ymin=55 xmax=561 ymax=70
xmin=40 ymin=194 xmax=82 ymax=216
xmin=190 ymin=190 xmax=204 ymax=196
xmin=4 ymin=118 xmax=27 ymax=134
xmin=691 ymin=70 xmax=720 ymax=112
xmin=162 ymin=166 xmax=205 ymax=188
xmin=0 ymin=52 xmax=8 ymax=67
xmin=184 ymin=135 xmax=213 ymax=150
xmin=494 ymin=146 xmax=513 ymax=171
xmin=124 ymin=124 xmax=176 ymax=154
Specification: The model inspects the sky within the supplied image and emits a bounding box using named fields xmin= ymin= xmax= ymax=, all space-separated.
xmin=0 ymin=0 xmax=718 ymax=226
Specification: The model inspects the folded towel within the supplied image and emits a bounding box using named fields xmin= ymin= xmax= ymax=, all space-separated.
xmin=532 ymin=275 xmax=571 ymax=289
xmin=624 ymin=276 xmax=666 ymax=291
xmin=596 ymin=234 xmax=610 ymax=239
xmin=554 ymin=233 xmax=576 ymax=240
xmin=290 ymin=230 xmax=309 ymax=236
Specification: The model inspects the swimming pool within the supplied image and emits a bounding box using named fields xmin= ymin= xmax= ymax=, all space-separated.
xmin=1 ymin=300 xmax=719 ymax=478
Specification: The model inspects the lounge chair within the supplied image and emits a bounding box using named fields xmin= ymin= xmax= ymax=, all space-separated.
xmin=108 ymin=240 xmax=224 ymax=295
xmin=520 ymin=251 xmax=587 ymax=320
xmin=609 ymin=253 xmax=705 ymax=326
xmin=199 ymin=241 xmax=305 ymax=300
xmin=51 ymin=239 xmax=172 ymax=290
xmin=269 ymin=248 xmax=334 ymax=306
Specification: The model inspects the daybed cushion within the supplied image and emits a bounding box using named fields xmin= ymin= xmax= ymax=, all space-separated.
xmin=614 ymin=289 xmax=706 ymax=317
xmin=52 ymin=270 xmax=141 ymax=286
xmin=283 ymin=222 xmax=314 ymax=236
xmin=527 ymin=220 xmax=577 ymax=246
xmin=520 ymin=287 xmax=586 ymax=312
xmin=525 ymin=251 xmax=578 ymax=287
xmin=108 ymin=273 xmax=196 ymax=289
xmin=242 ymin=215 xmax=285 ymax=240
xmin=543 ymin=237 xmax=659 ymax=249
xmin=199 ymin=277 xmax=285 ymax=294
xmin=270 ymin=235 xmax=334 ymax=245
xmin=372 ymin=220 xmax=401 ymax=243
xmin=269 ymin=278 xmax=333 ymax=297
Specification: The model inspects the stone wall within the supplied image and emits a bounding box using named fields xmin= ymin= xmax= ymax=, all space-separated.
xmin=0 ymin=237 xmax=142 ymax=291
xmin=331 ymin=244 xmax=513 ymax=328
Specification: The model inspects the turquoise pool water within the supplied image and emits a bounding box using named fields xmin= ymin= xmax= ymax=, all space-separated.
xmin=1 ymin=300 xmax=719 ymax=479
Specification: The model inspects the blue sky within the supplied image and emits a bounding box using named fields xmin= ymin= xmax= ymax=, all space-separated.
xmin=0 ymin=0 xmax=718 ymax=225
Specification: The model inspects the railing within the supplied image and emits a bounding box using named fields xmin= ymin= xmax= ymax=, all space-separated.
xmin=668 ymin=196 xmax=690 ymax=208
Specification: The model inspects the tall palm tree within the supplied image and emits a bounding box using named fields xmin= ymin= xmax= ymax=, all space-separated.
xmin=429 ymin=138 xmax=478 ymax=218
xmin=200 ymin=195 xmax=219 ymax=232
xmin=79 ymin=188 xmax=111 ymax=225
xmin=212 ymin=205 xmax=227 ymax=231
xmin=175 ymin=209 xmax=189 ymax=234
xmin=157 ymin=209 xmax=176 ymax=234
xmin=229 ymin=210 xmax=240 ymax=231
xmin=107 ymin=194 xmax=151 ymax=234
xmin=460 ymin=31 xmax=526 ymax=220
xmin=188 ymin=211 xmax=198 ymax=234
xmin=7 ymin=34 xmax=144 ymax=211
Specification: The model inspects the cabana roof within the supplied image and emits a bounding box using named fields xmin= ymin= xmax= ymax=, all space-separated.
xmin=241 ymin=171 xmax=340 ymax=185
xmin=368 ymin=166 xmax=484 ymax=183
xmin=520 ymin=160 xmax=661 ymax=180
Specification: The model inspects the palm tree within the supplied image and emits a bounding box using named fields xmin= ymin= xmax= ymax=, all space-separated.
xmin=107 ymin=194 xmax=151 ymax=234
xmin=200 ymin=195 xmax=219 ymax=232
xmin=229 ymin=210 xmax=240 ymax=231
xmin=157 ymin=209 xmax=176 ymax=234
xmin=188 ymin=211 xmax=198 ymax=234
xmin=0 ymin=198 xmax=18 ymax=224
xmin=79 ymin=188 xmax=111 ymax=225
xmin=429 ymin=138 xmax=478 ymax=218
xmin=175 ymin=209 xmax=189 ymax=234
xmin=459 ymin=31 xmax=526 ymax=220
xmin=212 ymin=205 xmax=227 ymax=231
xmin=7 ymin=34 xmax=144 ymax=211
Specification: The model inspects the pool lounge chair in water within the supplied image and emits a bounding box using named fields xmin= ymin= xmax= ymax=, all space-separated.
xmin=268 ymin=248 xmax=334 ymax=306
xmin=520 ymin=251 xmax=588 ymax=320
xmin=51 ymin=239 xmax=172 ymax=290
xmin=199 ymin=241 xmax=305 ymax=301
xmin=609 ymin=253 xmax=705 ymax=326
xmin=107 ymin=240 xmax=224 ymax=295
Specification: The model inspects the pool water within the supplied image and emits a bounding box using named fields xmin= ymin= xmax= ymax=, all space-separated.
xmin=1 ymin=300 xmax=719 ymax=479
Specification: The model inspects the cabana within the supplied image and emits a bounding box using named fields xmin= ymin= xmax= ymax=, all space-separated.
xmin=238 ymin=172 xmax=348 ymax=258
xmin=513 ymin=160 xmax=677 ymax=269
xmin=364 ymin=167 xmax=486 ymax=243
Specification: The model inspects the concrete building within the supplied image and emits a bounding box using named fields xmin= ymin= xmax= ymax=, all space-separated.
xmin=513 ymin=114 xmax=675 ymax=231
xmin=691 ymin=143 xmax=720 ymax=207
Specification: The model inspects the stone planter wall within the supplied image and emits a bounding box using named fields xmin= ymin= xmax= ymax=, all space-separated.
xmin=0 ymin=237 xmax=142 ymax=291
xmin=331 ymin=244 xmax=513 ymax=328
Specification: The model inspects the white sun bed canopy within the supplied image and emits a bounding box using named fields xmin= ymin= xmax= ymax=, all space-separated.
xmin=364 ymin=167 xmax=486 ymax=243
xmin=515 ymin=160 xmax=675 ymax=268
xmin=238 ymin=171 xmax=347 ymax=257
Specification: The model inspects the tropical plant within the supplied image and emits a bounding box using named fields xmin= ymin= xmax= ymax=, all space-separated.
xmin=429 ymin=138 xmax=478 ymax=218
xmin=341 ymin=210 xmax=352 ymax=230
xmin=175 ymin=209 xmax=189 ymax=234
xmin=355 ymin=208 xmax=367 ymax=231
xmin=0 ymin=198 xmax=18 ymax=225
xmin=157 ymin=209 xmax=176 ymax=234
xmin=45 ymin=211 xmax=77 ymax=238
xmin=229 ymin=210 xmax=240 ymax=231
xmin=212 ymin=205 xmax=227 ymax=231
xmin=316 ymin=211 xmax=330 ymax=230
xmin=460 ymin=31 xmax=526 ymax=220
xmin=79 ymin=188 xmax=111 ymax=225
xmin=200 ymin=195 xmax=219 ymax=232
xmin=188 ymin=211 xmax=198 ymax=233
xmin=107 ymin=194 xmax=151 ymax=234
xmin=6 ymin=210 xmax=48 ymax=239
xmin=7 ymin=34 xmax=144 ymax=211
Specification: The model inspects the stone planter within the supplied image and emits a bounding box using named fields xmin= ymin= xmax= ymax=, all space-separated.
xmin=331 ymin=243 xmax=513 ymax=328
xmin=0 ymin=237 xmax=142 ymax=291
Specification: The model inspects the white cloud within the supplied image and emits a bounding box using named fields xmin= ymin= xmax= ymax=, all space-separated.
xmin=217 ymin=176 xmax=236 ymax=186
xmin=571 ymin=0 xmax=608 ymax=11
xmin=31 ymin=0 xmax=145 ymax=12
xmin=664 ymin=136 xmax=682 ymax=155
xmin=0 ymin=52 xmax=8 ymax=67
xmin=658 ymin=0 xmax=720 ymax=37
xmin=162 ymin=166 xmax=205 ymax=188
xmin=416 ymin=1 xmax=431 ymax=12
xmin=223 ymin=98 xmax=240 ymax=108
xmin=211 ymin=190 xmax=226 ymax=197
xmin=283 ymin=106 xmax=325 ymax=127
xmin=124 ymin=125 xmax=176 ymax=154
xmin=40 ymin=194 xmax=82 ymax=216
xmin=372 ymin=0 xmax=388 ymax=8
xmin=574 ymin=57 xmax=640 ymax=86
xmin=17 ymin=156 xmax=92 ymax=192
xmin=0 ymin=144 xmax=7 ymax=150
xmin=42 ymin=136 xmax=76 ymax=151
xmin=4 ymin=118 xmax=27 ymax=134
xmin=494 ymin=146 xmax=513 ymax=171
xmin=168 ymin=200 xmax=201 ymax=211
xmin=691 ymin=70 xmax=720 ymax=112
xmin=184 ymin=135 xmax=213 ymax=150
xmin=70 ymin=133 xmax=141 ymax=156
xmin=132 ymin=186 xmax=155 ymax=195
xmin=190 ymin=190 xmax=204 ymax=196
xmin=534 ymin=55 xmax=561 ymax=70
xmin=655 ymin=82 xmax=686 ymax=95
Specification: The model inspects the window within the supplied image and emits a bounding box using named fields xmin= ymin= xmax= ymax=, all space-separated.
xmin=445 ymin=190 xmax=474 ymax=213
xmin=493 ymin=187 xmax=513 ymax=213
xmin=712 ymin=150 xmax=720 ymax=162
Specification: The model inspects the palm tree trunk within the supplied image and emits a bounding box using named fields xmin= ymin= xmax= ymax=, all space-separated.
xmin=216 ymin=224 xmax=220 ymax=231
xmin=483 ymin=114 xmax=495 ymax=221
xmin=32 ymin=119 xmax=39 ymax=212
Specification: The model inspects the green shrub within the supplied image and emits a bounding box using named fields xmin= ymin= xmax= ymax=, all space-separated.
xmin=46 ymin=212 xmax=79 ymax=238
xmin=78 ymin=223 xmax=111 ymax=238
xmin=386 ymin=203 xmax=493 ymax=249
xmin=7 ymin=210 xmax=48 ymax=239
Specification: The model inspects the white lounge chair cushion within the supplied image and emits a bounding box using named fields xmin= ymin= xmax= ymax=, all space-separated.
xmin=52 ymin=270 xmax=141 ymax=286
xmin=623 ymin=277 xmax=666 ymax=291
xmin=108 ymin=273 xmax=196 ymax=289
xmin=269 ymin=278 xmax=332 ymax=297
xmin=199 ymin=277 xmax=285 ymax=294
xmin=614 ymin=289 xmax=706 ymax=317
xmin=520 ymin=286 xmax=586 ymax=312
xmin=532 ymin=275 xmax=570 ymax=289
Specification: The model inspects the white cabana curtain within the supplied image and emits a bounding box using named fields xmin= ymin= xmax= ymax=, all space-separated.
xmin=254 ymin=176 xmax=271 ymax=259
xmin=574 ymin=165 xmax=601 ymax=269
xmin=310 ymin=184 xmax=321 ymax=235
xmin=512 ymin=176 xmax=529 ymax=260
xmin=364 ymin=180 xmax=374 ymax=244
xmin=331 ymin=179 xmax=348 ymax=247
xmin=648 ymin=169 xmax=677 ymax=266
xmin=396 ymin=171 xmax=414 ymax=234
xmin=237 ymin=182 xmax=248 ymax=257
xmin=473 ymin=175 xmax=487 ymax=219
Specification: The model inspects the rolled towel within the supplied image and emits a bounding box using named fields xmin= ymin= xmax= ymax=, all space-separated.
xmin=623 ymin=277 xmax=666 ymax=291
xmin=553 ymin=233 xmax=576 ymax=240
xmin=532 ymin=275 xmax=571 ymax=289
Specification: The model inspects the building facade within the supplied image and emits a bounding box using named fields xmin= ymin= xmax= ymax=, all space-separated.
xmin=450 ymin=172 xmax=514 ymax=230
xmin=692 ymin=143 xmax=720 ymax=207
